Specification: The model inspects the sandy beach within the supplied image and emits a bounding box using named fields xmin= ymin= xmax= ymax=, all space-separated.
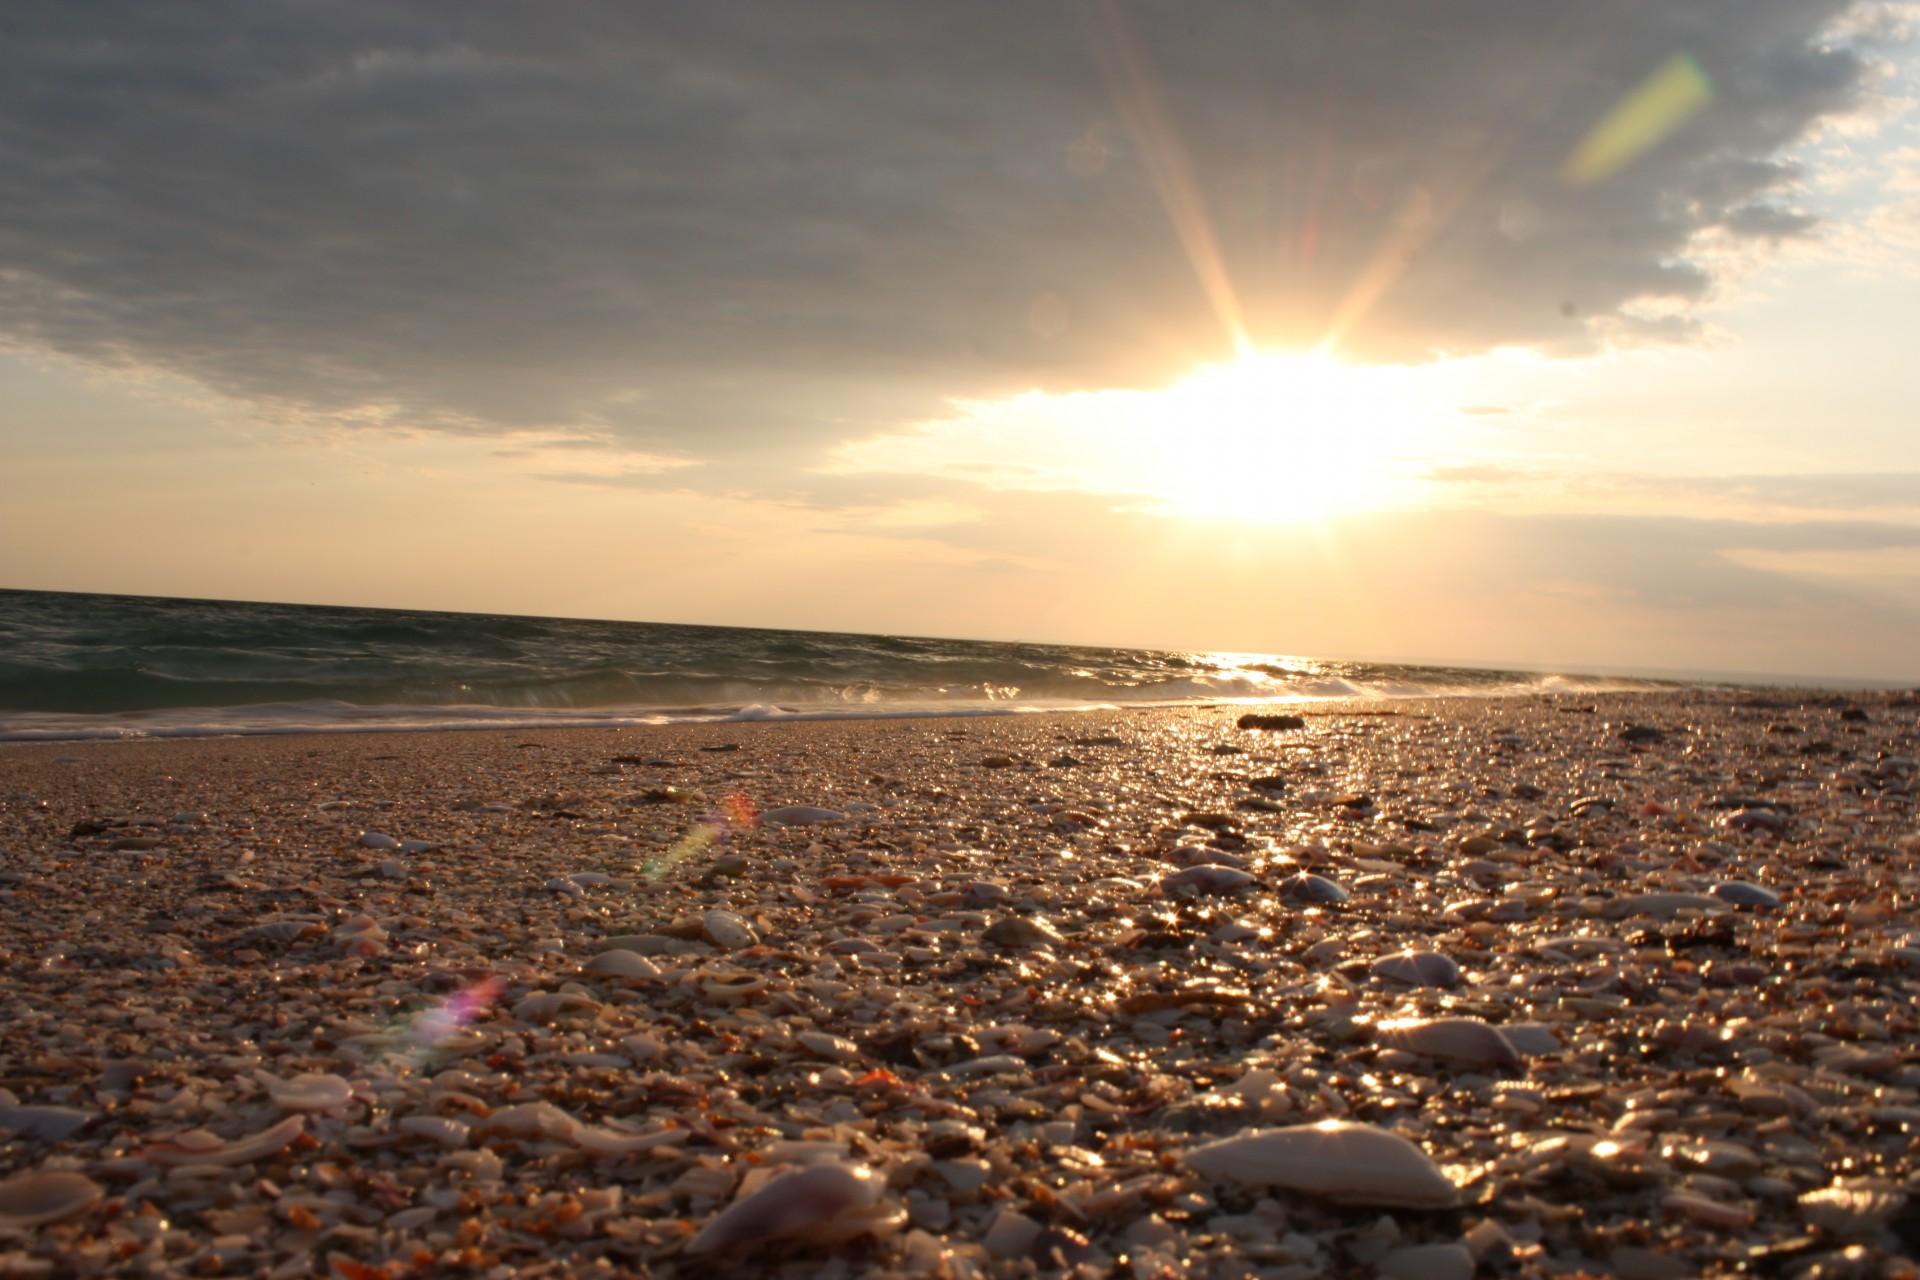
xmin=3 ymin=690 xmax=1918 ymax=1278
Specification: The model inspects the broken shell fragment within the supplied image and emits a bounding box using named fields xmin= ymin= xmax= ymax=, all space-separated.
xmin=0 ymin=1170 xmax=105 ymax=1229
xmin=1184 ymin=1121 xmax=1460 ymax=1209
xmin=256 ymin=1071 xmax=354 ymax=1114
xmin=686 ymin=1161 xmax=904 ymax=1253
xmin=140 ymin=1115 xmax=306 ymax=1166
xmin=1600 ymin=892 xmax=1724 ymax=920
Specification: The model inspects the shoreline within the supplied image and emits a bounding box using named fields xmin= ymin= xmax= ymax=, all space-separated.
xmin=4 ymin=689 xmax=1918 ymax=1275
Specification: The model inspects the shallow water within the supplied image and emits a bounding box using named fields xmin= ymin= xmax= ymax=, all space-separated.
xmin=2 ymin=587 xmax=1686 ymax=739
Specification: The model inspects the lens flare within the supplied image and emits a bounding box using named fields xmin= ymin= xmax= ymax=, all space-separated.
xmin=410 ymin=975 xmax=504 ymax=1050
xmin=1563 ymin=54 xmax=1714 ymax=186
xmin=639 ymin=791 xmax=757 ymax=881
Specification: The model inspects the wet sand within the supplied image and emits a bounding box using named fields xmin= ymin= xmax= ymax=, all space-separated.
xmin=3 ymin=690 xmax=1918 ymax=1277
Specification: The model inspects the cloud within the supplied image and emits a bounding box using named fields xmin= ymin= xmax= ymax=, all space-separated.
xmin=0 ymin=2 xmax=1888 ymax=456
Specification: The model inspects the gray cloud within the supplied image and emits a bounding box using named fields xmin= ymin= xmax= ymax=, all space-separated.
xmin=0 ymin=2 xmax=1882 ymax=455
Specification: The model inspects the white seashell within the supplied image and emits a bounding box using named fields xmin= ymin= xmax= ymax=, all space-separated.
xmin=702 ymin=909 xmax=759 ymax=950
xmin=571 ymin=1124 xmax=691 ymax=1157
xmin=256 ymin=1071 xmax=355 ymax=1114
xmin=585 ymin=950 xmax=662 ymax=981
xmin=1800 ymin=1181 xmax=1909 ymax=1237
xmin=686 ymin=1161 xmax=903 ymax=1253
xmin=760 ymin=806 xmax=845 ymax=826
xmin=0 ymin=1105 xmax=93 ymax=1142
xmin=397 ymin=1115 xmax=472 ymax=1148
xmin=1375 ymin=1017 xmax=1519 ymax=1067
xmin=1370 ymin=950 xmax=1460 ymax=988
xmin=1600 ymin=892 xmax=1724 ymax=920
xmin=141 ymin=1115 xmax=306 ymax=1166
xmin=0 ymin=1170 xmax=104 ymax=1229
xmin=1184 ymin=1121 xmax=1460 ymax=1208
xmin=1159 ymin=864 xmax=1257 ymax=893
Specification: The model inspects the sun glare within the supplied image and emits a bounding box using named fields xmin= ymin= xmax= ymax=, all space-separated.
xmin=1137 ymin=351 xmax=1439 ymax=522
xmin=830 ymin=348 xmax=1484 ymax=525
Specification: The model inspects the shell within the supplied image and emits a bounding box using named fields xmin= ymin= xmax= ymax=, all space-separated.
xmin=686 ymin=1161 xmax=903 ymax=1253
xmin=702 ymin=909 xmax=759 ymax=949
xmin=473 ymin=1102 xmax=579 ymax=1141
xmin=256 ymin=1071 xmax=355 ymax=1114
xmin=1600 ymin=892 xmax=1724 ymax=920
xmin=1379 ymin=1244 xmax=1475 ymax=1280
xmin=983 ymin=916 xmax=1066 ymax=949
xmin=1279 ymin=873 xmax=1350 ymax=904
xmin=571 ymin=1124 xmax=690 ymax=1158
xmin=397 ymin=1115 xmax=472 ymax=1149
xmin=140 ymin=1115 xmax=306 ymax=1166
xmin=1800 ymin=1182 xmax=1909 ymax=1237
xmin=1370 ymin=950 xmax=1461 ymax=988
xmin=0 ymin=1170 xmax=104 ymax=1229
xmin=1159 ymin=864 xmax=1257 ymax=894
xmin=1710 ymin=880 xmax=1782 ymax=908
xmin=585 ymin=950 xmax=662 ymax=981
xmin=0 ymin=1105 xmax=93 ymax=1142
xmin=1375 ymin=1017 xmax=1519 ymax=1066
xmin=760 ymin=806 xmax=845 ymax=826
xmin=1183 ymin=1121 xmax=1460 ymax=1208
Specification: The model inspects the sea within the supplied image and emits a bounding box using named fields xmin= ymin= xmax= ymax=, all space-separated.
xmin=0 ymin=587 xmax=1837 ymax=743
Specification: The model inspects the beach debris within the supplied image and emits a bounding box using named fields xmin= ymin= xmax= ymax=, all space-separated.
xmin=686 ymin=1161 xmax=903 ymax=1253
xmin=0 ymin=1171 xmax=104 ymax=1230
xmin=1184 ymin=1121 xmax=1461 ymax=1208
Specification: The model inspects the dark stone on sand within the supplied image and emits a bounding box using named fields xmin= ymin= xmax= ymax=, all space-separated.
xmin=1617 ymin=724 xmax=1666 ymax=745
xmin=699 ymin=743 xmax=741 ymax=753
xmin=1237 ymin=713 xmax=1306 ymax=731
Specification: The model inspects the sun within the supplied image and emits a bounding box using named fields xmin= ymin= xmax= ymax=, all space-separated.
xmin=826 ymin=347 xmax=1465 ymax=524
xmin=1114 ymin=350 xmax=1439 ymax=523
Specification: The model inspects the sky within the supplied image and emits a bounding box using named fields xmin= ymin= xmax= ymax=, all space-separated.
xmin=3 ymin=1 xmax=1919 ymax=681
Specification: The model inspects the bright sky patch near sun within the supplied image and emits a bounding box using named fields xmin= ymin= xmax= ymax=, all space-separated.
xmin=2 ymin=2 xmax=1919 ymax=680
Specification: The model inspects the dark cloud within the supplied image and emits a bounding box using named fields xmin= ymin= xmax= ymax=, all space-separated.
xmin=0 ymin=1 xmax=1880 ymax=455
